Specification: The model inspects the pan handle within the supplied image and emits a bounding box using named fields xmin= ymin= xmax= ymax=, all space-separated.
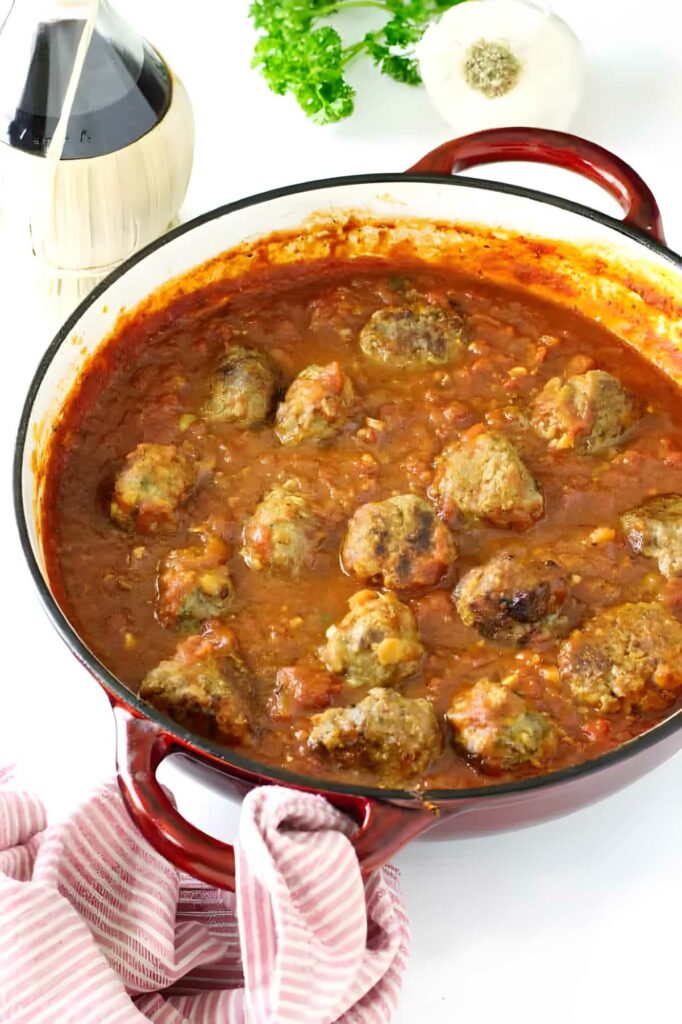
xmin=114 ymin=706 xmax=439 ymax=890
xmin=407 ymin=127 xmax=666 ymax=243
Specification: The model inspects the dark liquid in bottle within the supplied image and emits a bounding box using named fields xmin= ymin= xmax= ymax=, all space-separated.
xmin=5 ymin=20 xmax=171 ymax=159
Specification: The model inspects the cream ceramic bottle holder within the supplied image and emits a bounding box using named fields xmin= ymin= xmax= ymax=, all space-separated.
xmin=0 ymin=0 xmax=194 ymax=305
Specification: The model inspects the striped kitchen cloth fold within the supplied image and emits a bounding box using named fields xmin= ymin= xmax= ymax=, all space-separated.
xmin=0 ymin=769 xmax=409 ymax=1024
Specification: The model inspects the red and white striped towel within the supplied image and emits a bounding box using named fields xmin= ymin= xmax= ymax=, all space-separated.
xmin=0 ymin=767 xmax=409 ymax=1023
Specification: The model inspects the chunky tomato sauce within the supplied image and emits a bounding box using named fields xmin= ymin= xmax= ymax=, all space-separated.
xmin=43 ymin=258 xmax=682 ymax=790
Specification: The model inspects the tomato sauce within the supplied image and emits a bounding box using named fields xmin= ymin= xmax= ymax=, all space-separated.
xmin=42 ymin=258 xmax=682 ymax=790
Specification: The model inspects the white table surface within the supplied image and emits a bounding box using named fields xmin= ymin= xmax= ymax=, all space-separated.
xmin=2 ymin=1 xmax=682 ymax=1021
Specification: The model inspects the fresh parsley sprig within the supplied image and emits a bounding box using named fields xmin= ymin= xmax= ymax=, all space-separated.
xmin=250 ymin=0 xmax=468 ymax=124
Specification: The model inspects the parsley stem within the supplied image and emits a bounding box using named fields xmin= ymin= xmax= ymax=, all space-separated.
xmin=342 ymin=39 xmax=369 ymax=65
xmin=316 ymin=0 xmax=388 ymax=15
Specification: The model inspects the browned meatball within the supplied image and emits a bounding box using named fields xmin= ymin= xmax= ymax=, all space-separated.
xmin=320 ymin=589 xmax=424 ymax=687
xmin=241 ymin=482 xmax=324 ymax=577
xmin=140 ymin=622 xmax=251 ymax=743
xmin=621 ymin=494 xmax=682 ymax=578
xmin=447 ymin=679 xmax=560 ymax=771
xmin=455 ymin=552 xmax=580 ymax=644
xmin=269 ymin=666 xmax=342 ymax=720
xmin=110 ymin=443 xmax=198 ymax=533
xmin=309 ymin=284 xmax=371 ymax=338
xmin=558 ymin=602 xmax=682 ymax=713
xmin=431 ymin=428 xmax=543 ymax=529
xmin=341 ymin=494 xmax=456 ymax=589
xmin=359 ymin=298 xmax=467 ymax=369
xmin=531 ymin=370 xmax=640 ymax=453
xmin=275 ymin=362 xmax=355 ymax=445
xmin=308 ymin=687 xmax=443 ymax=783
xmin=156 ymin=534 xmax=234 ymax=631
xmin=202 ymin=345 xmax=277 ymax=427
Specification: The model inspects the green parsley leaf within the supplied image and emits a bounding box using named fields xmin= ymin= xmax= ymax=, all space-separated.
xmin=252 ymin=24 xmax=355 ymax=124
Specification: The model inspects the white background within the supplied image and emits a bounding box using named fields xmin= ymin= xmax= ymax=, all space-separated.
xmin=1 ymin=1 xmax=682 ymax=1021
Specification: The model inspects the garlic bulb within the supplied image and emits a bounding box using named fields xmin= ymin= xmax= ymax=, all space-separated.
xmin=417 ymin=0 xmax=585 ymax=134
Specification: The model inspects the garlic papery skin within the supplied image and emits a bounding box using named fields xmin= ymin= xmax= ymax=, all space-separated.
xmin=417 ymin=0 xmax=585 ymax=134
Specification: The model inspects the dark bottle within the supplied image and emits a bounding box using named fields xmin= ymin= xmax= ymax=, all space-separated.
xmin=0 ymin=0 xmax=171 ymax=159
xmin=0 ymin=0 xmax=193 ymax=290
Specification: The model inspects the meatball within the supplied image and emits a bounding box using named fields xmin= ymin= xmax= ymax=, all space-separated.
xmin=156 ymin=534 xmax=234 ymax=631
xmin=455 ymin=552 xmax=579 ymax=644
xmin=447 ymin=679 xmax=560 ymax=771
xmin=309 ymin=284 xmax=370 ymax=338
xmin=358 ymin=299 xmax=467 ymax=369
xmin=274 ymin=362 xmax=355 ymax=445
xmin=558 ymin=602 xmax=682 ymax=714
xmin=341 ymin=494 xmax=456 ymax=589
xmin=140 ymin=622 xmax=251 ymax=743
xmin=241 ymin=482 xmax=323 ymax=576
xmin=621 ymin=494 xmax=682 ymax=578
xmin=531 ymin=370 xmax=640 ymax=453
xmin=110 ymin=443 xmax=197 ymax=533
xmin=431 ymin=429 xmax=543 ymax=529
xmin=201 ymin=345 xmax=277 ymax=427
xmin=308 ymin=687 xmax=443 ymax=783
xmin=269 ymin=666 xmax=342 ymax=720
xmin=320 ymin=589 xmax=424 ymax=687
